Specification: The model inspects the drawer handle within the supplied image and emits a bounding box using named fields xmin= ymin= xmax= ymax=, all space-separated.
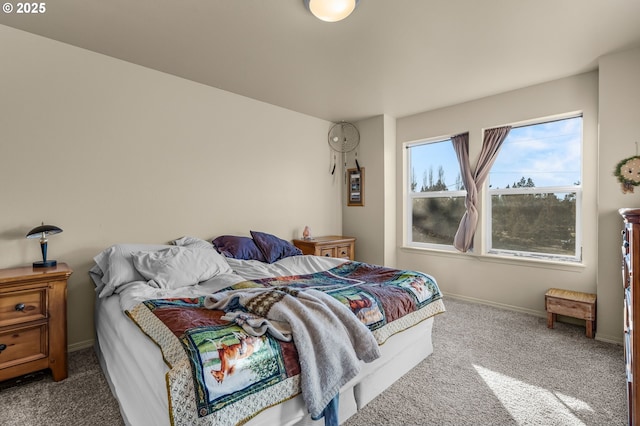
xmin=0 ymin=344 xmax=6 ymax=353
xmin=15 ymin=303 xmax=25 ymax=312
xmin=324 ymin=253 xmax=330 ymax=257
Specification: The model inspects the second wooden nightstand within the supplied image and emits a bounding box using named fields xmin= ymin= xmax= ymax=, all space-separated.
xmin=293 ymin=236 xmax=356 ymax=260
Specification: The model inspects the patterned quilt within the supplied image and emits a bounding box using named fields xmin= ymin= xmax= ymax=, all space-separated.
xmin=126 ymin=261 xmax=445 ymax=426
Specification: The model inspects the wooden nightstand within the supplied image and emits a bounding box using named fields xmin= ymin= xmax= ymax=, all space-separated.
xmin=293 ymin=236 xmax=356 ymax=260
xmin=0 ymin=263 xmax=72 ymax=382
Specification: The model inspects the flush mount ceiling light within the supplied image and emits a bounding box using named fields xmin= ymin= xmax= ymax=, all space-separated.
xmin=303 ymin=0 xmax=360 ymax=22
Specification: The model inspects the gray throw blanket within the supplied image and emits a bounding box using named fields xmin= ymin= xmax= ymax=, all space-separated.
xmin=204 ymin=286 xmax=380 ymax=418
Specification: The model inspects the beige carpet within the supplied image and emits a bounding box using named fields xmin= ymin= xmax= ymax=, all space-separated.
xmin=0 ymin=298 xmax=626 ymax=425
xmin=0 ymin=347 xmax=123 ymax=426
xmin=345 ymin=298 xmax=626 ymax=426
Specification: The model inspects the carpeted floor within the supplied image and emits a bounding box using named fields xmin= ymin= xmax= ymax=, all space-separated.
xmin=344 ymin=298 xmax=626 ymax=426
xmin=0 ymin=346 xmax=124 ymax=426
xmin=0 ymin=297 xmax=626 ymax=425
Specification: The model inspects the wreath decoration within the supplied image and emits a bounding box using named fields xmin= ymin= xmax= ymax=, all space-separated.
xmin=615 ymin=155 xmax=640 ymax=193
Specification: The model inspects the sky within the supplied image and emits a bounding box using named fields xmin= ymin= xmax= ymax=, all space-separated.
xmin=409 ymin=116 xmax=582 ymax=191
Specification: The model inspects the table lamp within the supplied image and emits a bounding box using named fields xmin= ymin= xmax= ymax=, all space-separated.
xmin=26 ymin=223 xmax=63 ymax=268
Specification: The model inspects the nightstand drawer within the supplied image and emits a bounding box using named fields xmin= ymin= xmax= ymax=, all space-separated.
xmin=336 ymin=245 xmax=352 ymax=259
xmin=0 ymin=323 xmax=48 ymax=369
xmin=0 ymin=287 xmax=47 ymax=327
xmin=320 ymin=247 xmax=335 ymax=257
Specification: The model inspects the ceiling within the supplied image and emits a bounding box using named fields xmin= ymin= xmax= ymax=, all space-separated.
xmin=2 ymin=1 xmax=640 ymax=123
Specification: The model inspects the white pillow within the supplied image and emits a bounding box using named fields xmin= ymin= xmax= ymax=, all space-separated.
xmin=132 ymin=246 xmax=232 ymax=289
xmin=171 ymin=236 xmax=214 ymax=250
xmin=93 ymin=243 xmax=172 ymax=298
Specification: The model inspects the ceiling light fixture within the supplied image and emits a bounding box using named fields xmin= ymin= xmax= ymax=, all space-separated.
xmin=303 ymin=0 xmax=360 ymax=22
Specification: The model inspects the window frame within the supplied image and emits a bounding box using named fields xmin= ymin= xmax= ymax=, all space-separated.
xmin=484 ymin=114 xmax=583 ymax=263
xmin=403 ymin=113 xmax=583 ymax=265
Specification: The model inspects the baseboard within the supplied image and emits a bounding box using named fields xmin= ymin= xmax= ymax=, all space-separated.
xmin=68 ymin=339 xmax=95 ymax=353
xmin=443 ymin=292 xmax=546 ymax=318
xmin=443 ymin=292 xmax=623 ymax=345
xmin=594 ymin=334 xmax=623 ymax=345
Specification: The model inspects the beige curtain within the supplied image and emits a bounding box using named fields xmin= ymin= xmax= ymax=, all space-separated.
xmin=452 ymin=126 xmax=511 ymax=252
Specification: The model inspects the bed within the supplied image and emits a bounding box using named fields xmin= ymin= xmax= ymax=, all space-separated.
xmin=91 ymin=235 xmax=445 ymax=426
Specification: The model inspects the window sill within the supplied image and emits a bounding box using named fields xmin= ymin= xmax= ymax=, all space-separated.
xmin=400 ymin=245 xmax=586 ymax=272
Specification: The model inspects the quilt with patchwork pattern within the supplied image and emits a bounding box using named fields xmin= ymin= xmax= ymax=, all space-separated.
xmin=126 ymin=261 xmax=445 ymax=425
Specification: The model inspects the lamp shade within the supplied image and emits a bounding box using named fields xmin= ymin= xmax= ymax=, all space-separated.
xmin=26 ymin=224 xmax=63 ymax=239
xmin=303 ymin=0 xmax=360 ymax=22
xmin=26 ymin=223 xmax=63 ymax=268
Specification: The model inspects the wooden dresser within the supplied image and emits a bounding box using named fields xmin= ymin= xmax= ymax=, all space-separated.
xmin=0 ymin=263 xmax=72 ymax=382
xmin=292 ymin=236 xmax=356 ymax=260
xmin=621 ymin=208 xmax=640 ymax=425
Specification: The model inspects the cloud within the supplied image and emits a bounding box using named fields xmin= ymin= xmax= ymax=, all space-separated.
xmin=490 ymin=116 xmax=582 ymax=187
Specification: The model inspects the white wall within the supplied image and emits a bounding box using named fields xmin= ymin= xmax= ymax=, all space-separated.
xmin=597 ymin=47 xmax=640 ymax=342
xmin=343 ymin=115 xmax=396 ymax=266
xmin=0 ymin=25 xmax=342 ymax=349
xmin=395 ymin=72 xmax=602 ymax=338
xmin=383 ymin=115 xmax=397 ymax=267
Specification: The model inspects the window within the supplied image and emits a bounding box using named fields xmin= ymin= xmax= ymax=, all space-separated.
xmin=406 ymin=138 xmax=466 ymax=248
xmin=487 ymin=115 xmax=582 ymax=261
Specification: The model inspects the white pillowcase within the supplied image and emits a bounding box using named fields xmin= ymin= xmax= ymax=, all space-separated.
xmin=94 ymin=243 xmax=172 ymax=298
xmin=132 ymin=246 xmax=232 ymax=289
xmin=171 ymin=236 xmax=214 ymax=250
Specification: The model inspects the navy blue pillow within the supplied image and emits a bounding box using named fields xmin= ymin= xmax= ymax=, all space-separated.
xmin=250 ymin=230 xmax=302 ymax=264
xmin=212 ymin=235 xmax=266 ymax=262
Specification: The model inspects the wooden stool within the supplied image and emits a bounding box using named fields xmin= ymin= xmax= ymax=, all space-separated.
xmin=545 ymin=288 xmax=597 ymax=338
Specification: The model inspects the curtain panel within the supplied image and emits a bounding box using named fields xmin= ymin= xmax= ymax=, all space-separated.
xmin=452 ymin=126 xmax=511 ymax=252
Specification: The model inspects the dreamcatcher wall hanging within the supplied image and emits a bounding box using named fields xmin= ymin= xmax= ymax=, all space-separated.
xmin=615 ymin=142 xmax=640 ymax=194
xmin=328 ymin=121 xmax=361 ymax=182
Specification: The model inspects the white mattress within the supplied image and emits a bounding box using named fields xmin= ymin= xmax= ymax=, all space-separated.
xmin=94 ymin=256 xmax=437 ymax=425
